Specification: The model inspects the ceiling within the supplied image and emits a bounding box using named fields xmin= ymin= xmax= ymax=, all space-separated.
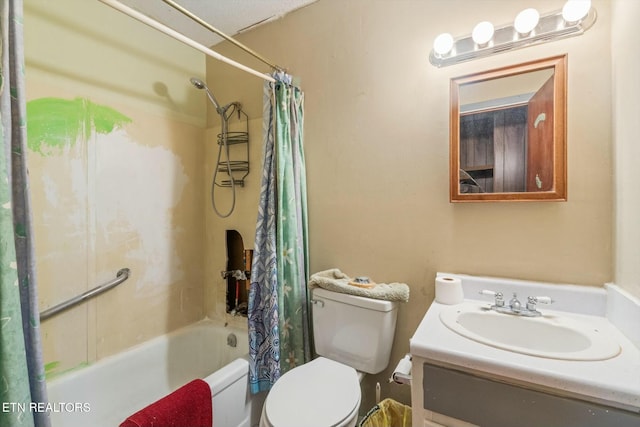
xmin=117 ymin=0 xmax=317 ymax=47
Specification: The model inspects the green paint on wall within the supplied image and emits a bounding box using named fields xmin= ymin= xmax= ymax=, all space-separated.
xmin=26 ymin=97 xmax=132 ymax=156
xmin=44 ymin=360 xmax=90 ymax=381
xmin=44 ymin=361 xmax=60 ymax=378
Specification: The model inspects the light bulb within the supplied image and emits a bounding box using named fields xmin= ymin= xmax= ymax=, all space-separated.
xmin=562 ymin=0 xmax=591 ymax=23
xmin=433 ymin=33 xmax=454 ymax=55
xmin=514 ymin=8 xmax=540 ymax=34
xmin=472 ymin=21 xmax=494 ymax=45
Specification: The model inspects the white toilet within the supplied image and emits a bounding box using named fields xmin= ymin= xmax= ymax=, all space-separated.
xmin=260 ymin=287 xmax=399 ymax=427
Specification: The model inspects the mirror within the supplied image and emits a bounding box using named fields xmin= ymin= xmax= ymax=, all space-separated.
xmin=450 ymin=55 xmax=567 ymax=202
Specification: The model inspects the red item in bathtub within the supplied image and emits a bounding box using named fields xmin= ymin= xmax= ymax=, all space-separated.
xmin=120 ymin=379 xmax=212 ymax=427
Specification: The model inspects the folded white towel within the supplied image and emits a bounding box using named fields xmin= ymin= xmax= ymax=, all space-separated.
xmin=308 ymin=269 xmax=410 ymax=303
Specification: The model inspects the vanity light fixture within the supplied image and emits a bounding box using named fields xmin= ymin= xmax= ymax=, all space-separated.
xmin=562 ymin=0 xmax=591 ymax=23
xmin=430 ymin=0 xmax=596 ymax=67
xmin=514 ymin=8 xmax=540 ymax=35
xmin=472 ymin=21 xmax=495 ymax=46
xmin=433 ymin=32 xmax=454 ymax=56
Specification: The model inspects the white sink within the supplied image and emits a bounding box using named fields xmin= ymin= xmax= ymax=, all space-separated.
xmin=439 ymin=302 xmax=621 ymax=361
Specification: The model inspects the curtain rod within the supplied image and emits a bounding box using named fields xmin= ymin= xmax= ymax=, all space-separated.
xmin=161 ymin=0 xmax=284 ymax=73
xmin=98 ymin=0 xmax=276 ymax=83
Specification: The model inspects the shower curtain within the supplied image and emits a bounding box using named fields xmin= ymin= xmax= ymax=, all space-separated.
xmin=0 ymin=1 xmax=51 ymax=426
xmin=248 ymin=73 xmax=310 ymax=394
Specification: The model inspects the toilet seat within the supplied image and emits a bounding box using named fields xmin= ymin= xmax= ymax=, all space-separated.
xmin=262 ymin=357 xmax=361 ymax=427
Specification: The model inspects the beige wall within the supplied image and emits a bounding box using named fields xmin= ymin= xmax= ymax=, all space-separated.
xmin=25 ymin=0 xmax=206 ymax=377
xmin=207 ymin=0 xmax=614 ymax=408
xmin=23 ymin=0 xmax=631 ymax=411
xmin=612 ymin=0 xmax=640 ymax=299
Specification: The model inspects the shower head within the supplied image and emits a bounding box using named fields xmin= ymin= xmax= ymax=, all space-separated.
xmin=189 ymin=77 xmax=222 ymax=112
xmin=189 ymin=77 xmax=206 ymax=90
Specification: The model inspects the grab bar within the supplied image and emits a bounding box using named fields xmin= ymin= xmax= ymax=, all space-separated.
xmin=39 ymin=268 xmax=131 ymax=322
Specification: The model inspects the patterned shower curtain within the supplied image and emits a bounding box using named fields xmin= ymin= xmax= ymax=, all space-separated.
xmin=0 ymin=1 xmax=51 ymax=426
xmin=248 ymin=73 xmax=311 ymax=394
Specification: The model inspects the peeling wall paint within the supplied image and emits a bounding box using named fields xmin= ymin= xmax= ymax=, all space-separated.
xmin=27 ymin=94 xmax=203 ymax=374
xmin=96 ymin=130 xmax=189 ymax=293
xmin=27 ymin=97 xmax=131 ymax=156
xmin=25 ymin=0 xmax=206 ymax=390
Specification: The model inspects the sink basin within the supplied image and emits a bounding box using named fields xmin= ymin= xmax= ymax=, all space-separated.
xmin=439 ymin=302 xmax=621 ymax=361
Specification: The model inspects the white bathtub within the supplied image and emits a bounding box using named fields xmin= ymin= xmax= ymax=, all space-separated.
xmin=46 ymin=320 xmax=265 ymax=427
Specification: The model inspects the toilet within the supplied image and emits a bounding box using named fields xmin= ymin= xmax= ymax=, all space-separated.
xmin=260 ymin=287 xmax=399 ymax=427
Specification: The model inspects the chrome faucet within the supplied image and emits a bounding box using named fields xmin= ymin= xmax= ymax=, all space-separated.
xmin=480 ymin=290 xmax=554 ymax=317
xmin=509 ymin=293 xmax=522 ymax=312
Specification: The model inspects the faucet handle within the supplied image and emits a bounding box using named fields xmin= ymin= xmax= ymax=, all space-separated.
xmin=479 ymin=290 xmax=504 ymax=306
xmin=479 ymin=289 xmax=496 ymax=297
xmin=526 ymin=295 xmax=554 ymax=311
xmin=529 ymin=296 xmax=554 ymax=305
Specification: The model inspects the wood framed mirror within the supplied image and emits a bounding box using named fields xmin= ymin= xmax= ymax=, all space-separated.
xmin=450 ymin=55 xmax=567 ymax=202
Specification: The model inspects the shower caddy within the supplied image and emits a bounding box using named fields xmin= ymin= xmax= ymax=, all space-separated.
xmin=216 ymin=105 xmax=249 ymax=187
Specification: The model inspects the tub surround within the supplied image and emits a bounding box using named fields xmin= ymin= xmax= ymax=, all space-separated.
xmin=410 ymin=273 xmax=640 ymax=419
xmin=25 ymin=0 xmax=207 ymax=375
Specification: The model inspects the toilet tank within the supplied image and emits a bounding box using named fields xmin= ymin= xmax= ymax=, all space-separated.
xmin=311 ymin=288 xmax=398 ymax=374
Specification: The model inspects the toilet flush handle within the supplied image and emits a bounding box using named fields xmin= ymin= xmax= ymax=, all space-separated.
xmin=310 ymin=299 xmax=324 ymax=308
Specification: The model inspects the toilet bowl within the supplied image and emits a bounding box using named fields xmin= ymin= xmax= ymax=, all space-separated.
xmin=260 ymin=357 xmax=361 ymax=427
xmin=260 ymin=288 xmax=399 ymax=427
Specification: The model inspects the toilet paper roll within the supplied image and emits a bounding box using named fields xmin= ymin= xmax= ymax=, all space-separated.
xmin=390 ymin=354 xmax=412 ymax=385
xmin=435 ymin=276 xmax=464 ymax=305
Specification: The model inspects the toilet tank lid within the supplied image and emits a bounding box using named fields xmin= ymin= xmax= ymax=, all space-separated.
xmin=312 ymin=288 xmax=397 ymax=312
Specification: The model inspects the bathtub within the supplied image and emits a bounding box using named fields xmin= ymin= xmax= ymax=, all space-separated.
xmin=46 ymin=320 xmax=265 ymax=427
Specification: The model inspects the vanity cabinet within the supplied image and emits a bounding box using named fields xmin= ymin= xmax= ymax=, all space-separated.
xmin=416 ymin=361 xmax=640 ymax=427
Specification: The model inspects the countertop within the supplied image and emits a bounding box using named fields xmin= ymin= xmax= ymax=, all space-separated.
xmin=410 ymin=274 xmax=640 ymax=413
